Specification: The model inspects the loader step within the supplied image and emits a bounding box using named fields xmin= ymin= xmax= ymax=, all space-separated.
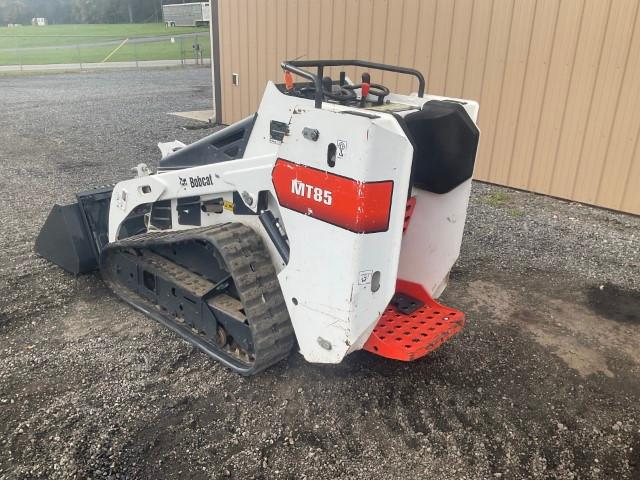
xmin=363 ymin=280 xmax=464 ymax=361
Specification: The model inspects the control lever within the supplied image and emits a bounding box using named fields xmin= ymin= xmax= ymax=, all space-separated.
xmin=344 ymin=71 xmax=390 ymax=106
xmin=360 ymin=72 xmax=371 ymax=107
xmin=322 ymin=75 xmax=333 ymax=93
xmin=321 ymin=76 xmax=357 ymax=102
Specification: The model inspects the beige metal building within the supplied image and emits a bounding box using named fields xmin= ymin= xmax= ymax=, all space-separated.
xmin=210 ymin=0 xmax=640 ymax=215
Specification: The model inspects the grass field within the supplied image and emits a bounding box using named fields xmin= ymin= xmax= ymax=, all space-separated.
xmin=0 ymin=23 xmax=210 ymax=65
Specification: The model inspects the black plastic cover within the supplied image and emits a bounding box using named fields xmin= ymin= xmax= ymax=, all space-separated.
xmin=403 ymin=100 xmax=479 ymax=194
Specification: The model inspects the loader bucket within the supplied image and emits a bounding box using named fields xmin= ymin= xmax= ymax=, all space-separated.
xmin=36 ymin=203 xmax=98 ymax=274
xmin=35 ymin=187 xmax=113 ymax=275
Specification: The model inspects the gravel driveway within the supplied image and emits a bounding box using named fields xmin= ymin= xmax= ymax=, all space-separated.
xmin=0 ymin=68 xmax=639 ymax=480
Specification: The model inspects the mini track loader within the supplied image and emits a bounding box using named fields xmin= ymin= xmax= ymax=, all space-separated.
xmin=36 ymin=60 xmax=480 ymax=375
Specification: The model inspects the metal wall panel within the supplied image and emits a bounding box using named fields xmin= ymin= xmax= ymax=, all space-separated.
xmin=218 ymin=0 xmax=640 ymax=214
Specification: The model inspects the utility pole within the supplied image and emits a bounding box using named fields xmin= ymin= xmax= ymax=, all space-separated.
xmin=127 ymin=1 xmax=133 ymax=23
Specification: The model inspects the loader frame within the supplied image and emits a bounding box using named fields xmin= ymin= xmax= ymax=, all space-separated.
xmin=36 ymin=58 xmax=480 ymax=372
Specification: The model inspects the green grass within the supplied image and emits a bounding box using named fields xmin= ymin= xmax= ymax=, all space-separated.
xmin=483 ymin=191 xmax=512 ymax=207
xmin=0 ymin=23 xmax=209 ymax=65
xmin=482 ymin=190 xmax=526 ymax=217
xmin=0 ymin=23 xmax=208 ymax=46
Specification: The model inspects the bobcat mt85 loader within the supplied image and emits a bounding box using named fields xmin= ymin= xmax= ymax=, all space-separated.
xmin=36 ymin=60 xmax=480 ymax=375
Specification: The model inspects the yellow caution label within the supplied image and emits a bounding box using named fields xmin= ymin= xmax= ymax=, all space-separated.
xmin=223 ymin=200 xmax=234 ymax=211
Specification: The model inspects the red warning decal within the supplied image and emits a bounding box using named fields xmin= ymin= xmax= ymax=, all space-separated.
xmin=272 ymin=158 xmax=393 ymax=233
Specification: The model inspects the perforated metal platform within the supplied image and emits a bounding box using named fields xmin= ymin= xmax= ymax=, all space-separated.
xmin=363 ymin=280 xmax=465 ymax=361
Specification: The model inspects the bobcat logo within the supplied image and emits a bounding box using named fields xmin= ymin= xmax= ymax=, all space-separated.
xmin=178 ymin=174 xmax=214 ymax=189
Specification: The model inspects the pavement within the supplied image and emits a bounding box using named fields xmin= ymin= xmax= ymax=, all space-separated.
xmin=169 ymin=109 xmax=215 ymax=123
xmin=0 ymin=58 xmax=210 ymax=73
xmin=0 ymin=68 xmax=638 ymax=480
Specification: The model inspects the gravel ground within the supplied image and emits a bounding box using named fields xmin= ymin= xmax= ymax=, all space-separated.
xmin=0 ymin=68 xmax=639 ymax=480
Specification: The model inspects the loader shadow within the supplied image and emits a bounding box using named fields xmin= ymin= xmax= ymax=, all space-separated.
xmin=281 ymin=345 xmax=456 ymax=384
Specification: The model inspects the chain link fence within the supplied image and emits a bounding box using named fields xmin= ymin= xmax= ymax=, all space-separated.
xmin=0 ymin=33 xmax=210 ymax=72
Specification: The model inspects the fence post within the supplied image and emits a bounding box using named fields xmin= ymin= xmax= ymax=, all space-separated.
xmin=77 ymin=43 xmax=83 ymax=71
xmin=134 ymin=41 xmax=139 ymax=68
xmin=18 ymin=37 xmax=23 ymax=72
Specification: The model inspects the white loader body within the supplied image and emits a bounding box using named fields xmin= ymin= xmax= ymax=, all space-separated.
xmin=108 ymin=80 xmax=478 ymax=364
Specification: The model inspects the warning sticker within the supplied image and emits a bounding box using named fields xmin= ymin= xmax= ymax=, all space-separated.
xmin=337 ymin=139 xmax=348 ymax=158
xmin=223 ymin=200 xmax=234 ymax=211
xmin=358 ymin=270 xmax=373 ymax=285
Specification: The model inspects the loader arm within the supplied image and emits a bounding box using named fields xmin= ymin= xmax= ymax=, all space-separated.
xmin=108 ymin=153 xmax=276 ymax=242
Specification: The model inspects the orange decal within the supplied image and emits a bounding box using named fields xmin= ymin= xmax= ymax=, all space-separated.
xmin=272 ymin=158 xmax=393 ymax=233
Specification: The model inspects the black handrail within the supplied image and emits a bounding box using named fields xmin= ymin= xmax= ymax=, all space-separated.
xmin=281 ymin=59 xmax=426 ymax=108
xmin=280 ymin=62 xmax=325 ymax=108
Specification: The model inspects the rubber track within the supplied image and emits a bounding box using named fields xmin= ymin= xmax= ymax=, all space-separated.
xmin=100 ymin=223 xmax=296 ymax=375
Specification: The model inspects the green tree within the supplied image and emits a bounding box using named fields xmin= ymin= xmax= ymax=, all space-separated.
xmin=0 ymin=0 xmax=28 ymax=24
xmin=0 ymin=0 xmax=72 ymax=24
xmin=0 ymin=0 xmax=171 ymax=24
xmin=72 ymin=0 xmax=151 ymax=23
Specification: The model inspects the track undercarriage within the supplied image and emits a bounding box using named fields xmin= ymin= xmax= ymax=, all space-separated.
xmin=101 ymin=223 xmax=295 ymax=375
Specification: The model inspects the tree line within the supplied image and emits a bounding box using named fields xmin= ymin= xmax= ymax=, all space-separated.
xmin=0 ymin=0 xmax=195 ymax=25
